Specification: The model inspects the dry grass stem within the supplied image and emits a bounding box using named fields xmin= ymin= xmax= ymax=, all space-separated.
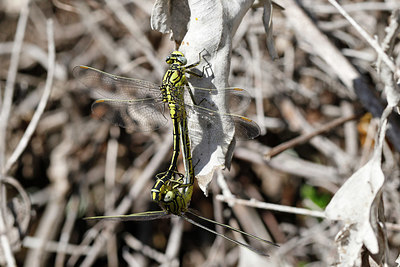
xmin=1 ymin=0 xmax=399 ymax=265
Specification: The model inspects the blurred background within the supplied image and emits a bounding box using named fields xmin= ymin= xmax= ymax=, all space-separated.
xmin=1 ymin=0 xmax=400 ymax=266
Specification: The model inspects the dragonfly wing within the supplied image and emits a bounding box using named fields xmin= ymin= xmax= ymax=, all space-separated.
xmin=85 ymin=210 xmax=170 ymax=221
xmin=180 ymin=213 xmax=270 ymax=256
xmin=74 ymin=65 xmax=168 ymax=131
xmin=73 ymin=65 xmax=161 ymax=100
xmin=184 ymin=87 xmax=252 ymax=113
xmin=186 ymin=104 xmax=260 ymax=141
xmin=229 ymin=114 xmax=261 ymax=140
xmin=92 ymin=98 xmax=168 ymax=132
xmin=187 ymin=209 xmax=277 ymax=246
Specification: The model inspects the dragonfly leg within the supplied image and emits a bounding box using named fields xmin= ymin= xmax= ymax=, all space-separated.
xmin=151 ymin=169 xmax=183 ymax=201
xmin=196 ymin=97 xmax=215 ymax=107
xmin=184 ymin=51 xmax=212 ymax=106
xmin=184 ymin=49 xmax=207 ymax=70
xmin=185 ymin=49 xmax=211 ymax=79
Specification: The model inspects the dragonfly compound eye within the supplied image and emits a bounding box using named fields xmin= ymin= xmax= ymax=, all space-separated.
xmin=164 ymin=191 xmax=175 ymax=202
xmin=178 ymin=56 xmax=187 ymax=65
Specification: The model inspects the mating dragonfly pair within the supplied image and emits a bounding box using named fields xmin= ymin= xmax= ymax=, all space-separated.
xmin=74 ymin=51 xmax=276 ymax=256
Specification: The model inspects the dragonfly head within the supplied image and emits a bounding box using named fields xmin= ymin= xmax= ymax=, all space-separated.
xmin=166 ymin=51 xmax=187 ymax=66
xmin=163 ymin=190 xmax=175 ymax=202
xmin=159 ymin=188 xmax=187 ymax=214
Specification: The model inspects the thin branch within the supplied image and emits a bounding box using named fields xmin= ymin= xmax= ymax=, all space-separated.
xmin=280 ymin=0 xmax=400 ymax=152
xmin=5 ymin=19 xmax=55 ymax=173
xmin=0 ymin=1 xmax=31 ymax=266
xmin=235 ymin=145 xmax=340 ymax=192
xmin=2 ymin=176 xmax=31 ymax=233
xmin=0 ymin=0 xmax=30 ymax=173
xmin=79 ymin=134 xmax=174 ymax=266
xmin=310 ymin=2 xmax=400 ymax=14
xmin=278 ymin=98 xmax=352 ymax=171
xmin=23 ymin=236 xmax=91 ymax=255
xmin=123 ymin=233 xmax=171 ymax=264
xmin=386 ymin=222 xmax=400 ymax=232
xmin=378 ymin=9 xmax=400 ymax=110
xmin=216 ymin=195 xmax=326 ymax=218
xmin=54 ymin=195 xmax=80 ymax=267
xmin=327 ymin=0 xmax=399 ymax=76
xmin=266 ymin=113 xmax=358 ymax=159
xmin=104 ymin=0 xmax=164 ymax=77
xmin=105 ymin=127 xmax=119 ymax=212
xmin=162 ymin=217 xmax=182 ymax=265
xmin=51 ymin=0 xmax=79 ymax=13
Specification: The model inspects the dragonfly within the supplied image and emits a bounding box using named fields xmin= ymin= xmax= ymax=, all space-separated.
xmin=78 ymin=52 xmax=275 ymax=255
xmin=73 ymin=51 xmax=261 ymax=205
xmin=85 ymin=177 xmax=278 ymax=256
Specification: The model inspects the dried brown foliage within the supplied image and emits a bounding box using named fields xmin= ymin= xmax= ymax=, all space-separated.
xmin=0 ymin=0 xmax=399 ymax=266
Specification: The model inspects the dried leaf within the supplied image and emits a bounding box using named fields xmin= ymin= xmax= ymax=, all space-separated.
xmin=262 ymin=0 xmax=278 ymax=59
xmin=326 ymin=155 xmax=384 ymax=254
xmin=151 ymin=0 xmax=190 ymax=42
xmin=238 ymin=246 xmax=270 ymax=266
xmin=150 ymin=0 xmax=171 ymax=33
xmin=152 ymin=0 xmax=257 ymax=193
xmin=325 ymin=108 xmax=391 ymax=265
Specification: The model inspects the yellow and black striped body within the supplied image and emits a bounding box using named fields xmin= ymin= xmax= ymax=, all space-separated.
xmin=75 ymin=50 xmax=262 ymax=215
xmin=157 ymin=110 xmax=196 ymax=214
xmin=79 ymin=52 xmax=277 ymax=256
xmin=150 ymin=51 xmax=199 ymax=209
xmin=179 ymin=113 xmax=195 ymax=205
xmin=155 ymin=106 xmax=196 ymax=214
xmin=156 ymin=120 xmax=194 ymax=214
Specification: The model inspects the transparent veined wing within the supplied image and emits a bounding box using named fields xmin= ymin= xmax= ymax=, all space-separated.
xmin=185 ymin=103 xmax=261 ymax=141
xmin=74 ymin=66 xmax=259 ymax=135
xmin=91 ymin=99 xmax=168 ymax=132
xmin=186 ymin=210 xmax=277 ymax=246
xmin=73 ymin=65 xmax=168 ymax=131
xmin=180 ymin=209 xmax=278 ymax=256
xmin=85 ymin=208 xmax=277 ymax=256
xmin=73 ymin=66 xmax=162 ymax=100
xmin=72 ymin=66 xmax=254 ymax=122
xmin=184 ymin=87 xmax=252 ymax=114
xmin=84 ymin=210 xmax=170 ymax=221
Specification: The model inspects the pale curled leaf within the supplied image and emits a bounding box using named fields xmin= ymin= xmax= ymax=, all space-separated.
xmin=334 ymin=224 xmax=362 ymax=267
xmin=151 ymin=0 xmax=190 ymax=42
xmin=253 ymin=0 xmax=285 ymax=10
xmin=385 ymin=80 xmax=400 ymax=110
xmin=396 ymin=253 xmax=400 ymax=266
xmin=152 ymin=0 xmax=257 ymax=193
xmin=380 ymin=9 xmax=400 ymax=112
xmin=325 ymin=157 xmax=384 ymax=249
xmin=238 ymin=245 xmax=270 ymax=267
xmin=262 ymin=0 xmax=278 ymax=59
xmin=325 ymin=114 xmax=390 ymax=264
xmin=381 ymin=59 xmax=400 ymax=111
xmin=150 ymin=0 xmax=170 ymax=33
